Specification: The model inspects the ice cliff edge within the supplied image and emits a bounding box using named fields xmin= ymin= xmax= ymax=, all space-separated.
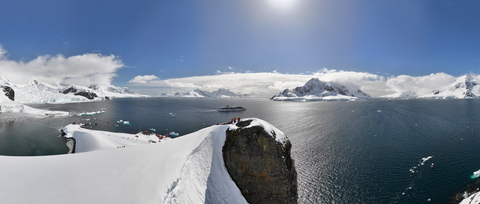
xmin=223 ymin=118 xmax=298 ymax=204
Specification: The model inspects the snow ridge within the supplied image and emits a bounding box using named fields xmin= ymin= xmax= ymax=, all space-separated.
xmin=0 ymin=75 xmax=146 ymax=104
xmin=0 ymin=121 xmax=255 ymax=203
xmin=159 ymin=88 xmax=248 ymax=98
xmin=383 ymin=74 xmax=480 ymax=99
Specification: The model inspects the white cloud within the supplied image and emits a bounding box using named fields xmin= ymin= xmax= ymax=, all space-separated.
xmin=385 ymin=73 xmax=456 ymax=95
xmin=0 ymin=46 xmax=124 ymax=86
xmin=127 ymin=69 xmax=463 ymax=98
xmin=268 ymin=81 xmax=305 ymax=91
xmin=128 ymin=75 xmax=160 ymax=84
xmin=128 ymin=70 xmax=391 ymax=97
xmin=164 ymin=80 xmax=200 ymax=88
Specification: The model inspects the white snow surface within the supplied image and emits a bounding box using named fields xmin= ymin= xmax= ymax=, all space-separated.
xmin=0 ymin=120 xmax=258 ymax=203
xmin=271 ymin=78 xmax=371 ymax=101
xmin=461 ymin=191 xmax=480 ymax=204
xmin=0 ymin=75 xmax=147 ymax=104
xmin=382 ymin=74 xmax=480 ymax=99
xmin=0 ymin=90 xmax=69 ymax=117
xmin=229 ymin=118 xmax=288 ymax=145
xmin=159 ymin=88 xmax=248 ymax=98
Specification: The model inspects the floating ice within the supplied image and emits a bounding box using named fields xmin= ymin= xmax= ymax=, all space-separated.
xmin=150 ymin=128 xmax=156 ymax=131
xmin=77 ymin=109 xmax=107 ymax=116
xmin=409 ymin=156 xmax=433 ymax=173
xmin=169 ymin=132 xmax=179 ymax=136
xmin=420 ymin=156 xmax=433 ymax=165
xmin=471 ymin=169 xmax=480 ymax=179
xmin=123 ymin=121 xmax=130 ymax=125
xmin=377 ymin=110 xmax=382 ymax=112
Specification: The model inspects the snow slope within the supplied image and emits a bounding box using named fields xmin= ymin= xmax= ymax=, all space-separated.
xmin=381 ymin=74 xmax=480 ymax=99
xmin=271 ymin=78 xmax=371 ymax=101
xmin=421 ymin=74 xmax=480 ymax=99
xmin=0 ymin=118 xmax=284 ymax=203
xmin=0 ymin=75 xmax=146 ymax=104
xmin=0 ymin=89 xmax=69 ymax=117
xmin=461 ymin=192 xmax=480 ymax=204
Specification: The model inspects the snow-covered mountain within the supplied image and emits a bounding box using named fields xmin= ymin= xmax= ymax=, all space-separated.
xmin=422 ymin=74 xmax=480 ymax=99
xmin=0 ymin=76 xmax=146 ymax=104
xmin=159 ymin=88 xmax=248 ymax=98
xmin=381 ymin=74 xmax=480 ymax=99
xmin=380 ymin=91 xmax=418 ymax=99
xmin=271 ymin=78 xmax=371 ymax=101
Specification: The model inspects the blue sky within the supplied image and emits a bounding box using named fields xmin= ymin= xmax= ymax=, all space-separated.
xmin=1 ymin=0 xmax=480 ymax=96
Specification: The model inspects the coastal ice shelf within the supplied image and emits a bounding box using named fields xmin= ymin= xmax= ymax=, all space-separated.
xmin=0 ymin=118 xmax=286 ymax=203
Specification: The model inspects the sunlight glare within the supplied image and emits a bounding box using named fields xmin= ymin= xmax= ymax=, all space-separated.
xmin=266 ymin=0 xmax=298 ymax=11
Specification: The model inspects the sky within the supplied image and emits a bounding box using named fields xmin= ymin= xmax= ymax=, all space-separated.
xmin=1 ymin=0 xmax=480 ymax=97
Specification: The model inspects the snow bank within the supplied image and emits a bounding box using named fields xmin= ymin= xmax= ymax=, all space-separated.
xmin=461 ymin=192 xmax=480 ymax=204
xmin=229 ymin=118 xmax=288 ymax=145
xmin=0 ymin=122 xmax=251 ymax=203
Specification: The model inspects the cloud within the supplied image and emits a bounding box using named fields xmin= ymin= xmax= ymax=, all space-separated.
xmin=0 ymin=46 xmax=124 ymax=86
xmin=385 ymin=73 xmax=456 ymax=95
xmin=127 ymin=68 xmax=464 ymax=97
xmin=128 ymin=75 xmax=160 ymax=84
xmin=128 ymin=70 xmax=392 ymax=97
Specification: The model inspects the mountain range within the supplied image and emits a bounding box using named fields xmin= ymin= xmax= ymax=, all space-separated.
xmin=272 ymin=74 xmax=480 ymax=101
xmin=271 ymin=78 xmax=371 ymax=101
xmin=159 ymin=88 xmax=248 ymax=98
xmin=0 ymin=76 xmax=144 ymax=104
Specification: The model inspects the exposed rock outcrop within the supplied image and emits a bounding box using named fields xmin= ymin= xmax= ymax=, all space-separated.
xmin=223 ymin=119 xmax=297 ymax=204
xmin=63 ymin=86 xmax=98 ymax=100
xmin=1 ymin=86 xmax=15 ymax=101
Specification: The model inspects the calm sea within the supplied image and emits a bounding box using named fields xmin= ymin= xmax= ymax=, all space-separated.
xmin=3 ymin=97 xmax=480 ymax=203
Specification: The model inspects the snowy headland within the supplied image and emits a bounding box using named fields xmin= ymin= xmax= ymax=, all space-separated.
xmin=0 ymin=118 xmax=290 ymax=204
xmin=0 ymin=75 xmax=146 ymax=105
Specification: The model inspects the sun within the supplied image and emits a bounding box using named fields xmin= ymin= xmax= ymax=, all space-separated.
xmin=266 ymin=0 xmax=298 ymax=11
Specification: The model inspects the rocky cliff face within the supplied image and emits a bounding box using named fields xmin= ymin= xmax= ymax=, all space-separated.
xmin=223 ymin=119 xmax=297 ymax=204
xmin=63 ymin=86 xmax=98 ymax=100
xmin=1 ymin=86 xmax=15 ymax=101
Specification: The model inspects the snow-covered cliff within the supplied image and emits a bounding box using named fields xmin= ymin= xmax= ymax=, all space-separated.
xmin=271 ymin=78 xmax=371 ymax=101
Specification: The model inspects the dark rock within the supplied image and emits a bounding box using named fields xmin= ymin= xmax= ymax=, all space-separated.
xmin=105 ymin=96 xmax=110 ymax=100
xmin=74 ymin=91 xmax=98 ymax=100
xmin=223 ymin=120 xmax=298 ymax=204
xmin=63 ymin=87 xmax=77 ymax=94
xmin=1 ymin=86 xmax=15 ymax=101
xmin=63 ymin=86 xmax=98 ymax=100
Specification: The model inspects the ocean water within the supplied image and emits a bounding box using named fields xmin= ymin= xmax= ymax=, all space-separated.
xmin=4 ymin=98 xmax=480 ymax=203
